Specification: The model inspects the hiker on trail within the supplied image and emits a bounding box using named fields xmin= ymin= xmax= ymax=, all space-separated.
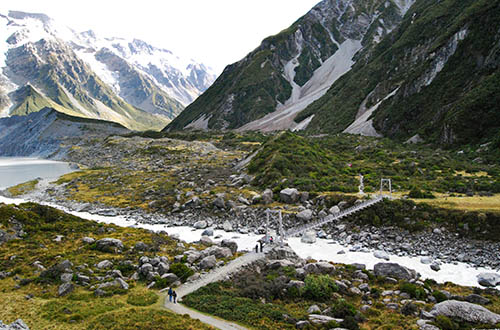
xmin=259 ymin=240 xmax=263 ymax=252
xmin=168 ymin=287 xmax=173 ymax=302
xmin=270 ymin=236 xmax=274 ymax=244
xmin=255 ymin=244 xmax=259 ymax=253
xmin=172 ymin=290 xmax=178 ymax=304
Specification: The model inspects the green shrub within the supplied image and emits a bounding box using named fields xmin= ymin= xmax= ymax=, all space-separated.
xmin=169 ymin=263 xmax=194 ymax=281
xmin=329 ymin=299 xmax=357 ymax=319
xmin=409 ymin=189 xmax=436 ymax=199
xmin=301 ymin=275 xmax=338 ymax=301
xmin=433 ymin=315 xmax=459 ymax=330
xmin=432 ymin=290 xmax=448 ymax=303
xmin=400 ymin=282 xmax=426 ymax=300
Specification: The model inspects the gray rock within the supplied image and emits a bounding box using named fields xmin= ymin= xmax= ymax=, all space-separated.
xmin=214 ymin=197 xmax=225 ymax=209
xmin=115 ymin=278 xmax=129 ymax=290
xmin=280 ymin=188 xmax=299 ymax=204
xmin=349 ymin=287 xmax=362 ymax=295
xmin=134 ymin=242 xmax=149 ymax=251
xmin=193 ymin=220 xmax=207 ymax=229
xmin=0 ymin=319 xmax=30 ymax=330
xmin=465 ymin=294 xmax=491 ymax=305
xmin=329 ymin=205 xmax=340 ymax=214
xmin=262 ymin=189 xmax=273 ymax=204
xmin=221 ymin=239 xmax=238 ymax=254
xmin=77 ymin=274 xmax=90 ymax=282
xmin=301 ymin=231 xmax=316 ymax=244
xmin=287 ymin=280 xmax=305 ymax=289
xmin=158 ymin=262 xmax=170 ymax=275
xmin=307 ymin=305 xmax=321 ymax=314
xmin=374 ymin=251 xmax=390 ymax=261
xmin=199 ymin=255 xmax=216 ymax=270
xmin=58 ymin=282 xmax=74 ymax=297
xmin=82 ymin=237 xmax=95 ymax=244
xmin=430 ymin=300 xmax=500 ymax=324
xmin=374 ymin=263 xmax=417 ymax=280
xmin=139 ymin=263 xmax=154 ymax=275
xmin=201 ymin=228 xmax=214 ymax=236
xmin=95 ymin=238 xmax=124 ymax=252
xmin=296 ymin=209 xmax=313 ymax=221
xmin=417 ymin=319 xmax=439 ymax=330
xmin=139 ymin=256 xmax=150 ymax=265
xmin=97 ymin=260 xmax=113 ymax=269
xmin=477 ymin=273 xmax=500 ymax=287
xmin=60 ymin=273 xmax=73 ymax=283
xmin=268 ymin=260 xmax=295 ymax=269
xmin=309 ymin=314 xmax=343 ymax=324
xmin=420 ymin=257 xmax=433 ymax=264
xmin=430 ymin=263 xmax=441 ymax=272
xmin=200 ymin=236 xmax=213 ymax=246
xmin=295 ymin=320 xmax=310 ymax=329
xmin=222 ymin=221 xmax=233 ymax=232
xmin=160 ymin=273 xmax=179 ymax=285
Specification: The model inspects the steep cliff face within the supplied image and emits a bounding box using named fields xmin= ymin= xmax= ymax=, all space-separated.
xmin=297 ymin=0 xmax=500 ymax=145
xmin=166 ymin=0 xmax=407 ymax=131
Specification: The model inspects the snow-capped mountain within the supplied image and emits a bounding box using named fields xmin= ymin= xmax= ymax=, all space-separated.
xmin=0 ymin=10 xmax=216 ymax=130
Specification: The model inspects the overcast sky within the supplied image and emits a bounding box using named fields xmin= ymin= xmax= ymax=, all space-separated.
xmin=0 ymin=0 xmax=320 ymax=73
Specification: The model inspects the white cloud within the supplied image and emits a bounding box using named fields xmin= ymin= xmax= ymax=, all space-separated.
xmin=0 ymin=0 xmax=320 ymax=73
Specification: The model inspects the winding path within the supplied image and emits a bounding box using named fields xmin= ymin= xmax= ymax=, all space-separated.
xmin=163 ymin=251 xmax=266 ymax=330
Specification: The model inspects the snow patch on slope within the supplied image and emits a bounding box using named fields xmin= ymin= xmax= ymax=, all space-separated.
xmin=239 ymin=39 xmax=362 ymax=132
xmin=344 ymin=88 xmax=399 ymax=137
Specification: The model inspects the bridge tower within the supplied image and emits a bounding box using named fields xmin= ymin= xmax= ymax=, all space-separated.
xmin=380 ymin=178 xmax=392 ymax=196
xmin=265 ymin=209 xmax=285 ymax=247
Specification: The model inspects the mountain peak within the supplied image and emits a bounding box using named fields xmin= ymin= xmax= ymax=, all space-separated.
xmin=8 ymin=11 xmax=51 ymax=24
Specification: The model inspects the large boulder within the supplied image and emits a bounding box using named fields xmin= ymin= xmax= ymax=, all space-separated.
xmin=477 ymin=273 xmax=500 ymax=287
xmin=374 ymin=251 xmax=390 ymax=261
xmin=160 ymin=273 xmax=179 ymax=285
xmin=193 ymin=220 xmax=207 ymax=229
xmin=266 ymin=245 xmax=301 ymax=262
xmin=262 ymin=189 xmax=273 ymax=204
xmin=296 ymin=209 xmax=313 ymax=221
xmin=97 ymin=260 xmax=113 ymax=269
xmin=280 ymin=188 xmax=299 ymax=204
xmin=222 ymin=221 xmax=233 ymax=232
xmin=95 ymin=238 xmax=124 ymax=253
xmin=304 ymin=262 xmax=335 ymax=275
xmin=430 ymin=300 xmax=500 ymax=325
xmin=58 ymin=282 xmax=74 ymax=297
xmin=221 ymin=239 xmax=238 ymax=254
xmin=301 ymin=231 xmax=317 ymax=244
xmin=202 ymin=228 xmax=214 ymax=237
xmin=199 ymin=255 xmax=217 ymax=270
xmin=374 ymin=263 xmax=417 ymax=280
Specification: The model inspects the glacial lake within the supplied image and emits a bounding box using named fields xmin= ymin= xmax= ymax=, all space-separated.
xmin=0 ymin=157 xmax=74 ymax=190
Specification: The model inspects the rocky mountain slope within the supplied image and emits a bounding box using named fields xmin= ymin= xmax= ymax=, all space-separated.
xmin=166 ymin=0 xmax=500 ymax=145
xmin=165 ymin=0 xmax=410 ymax=131
xmin=0 ymin=11 xmax=216 ymax=130
xmin=0 ymin=107 xmax=129 ymax=157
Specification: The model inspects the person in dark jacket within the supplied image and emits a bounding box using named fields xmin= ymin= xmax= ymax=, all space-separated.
xmin=172 ymin=290 xmax=178 ymax=303
xmin=168 ymin=287 xmax=173 ymax=302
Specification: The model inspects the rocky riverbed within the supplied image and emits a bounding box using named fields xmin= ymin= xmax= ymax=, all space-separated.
xmin=3 ymin=181 xmax=500 ymax=289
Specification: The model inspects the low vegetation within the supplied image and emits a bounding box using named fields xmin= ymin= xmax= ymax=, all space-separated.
xmin=0 ymin=202 xmax=211 ymax=329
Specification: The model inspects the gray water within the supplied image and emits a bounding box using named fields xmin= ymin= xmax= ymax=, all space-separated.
xmin=0 ymin=157 xmax=74 ymax=189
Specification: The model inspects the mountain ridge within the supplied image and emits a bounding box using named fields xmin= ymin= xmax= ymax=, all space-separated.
xmin=166 ymin=0 xmax=500 ymax=146
xmin=0 ymin=10 xmax=216 ymax=130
